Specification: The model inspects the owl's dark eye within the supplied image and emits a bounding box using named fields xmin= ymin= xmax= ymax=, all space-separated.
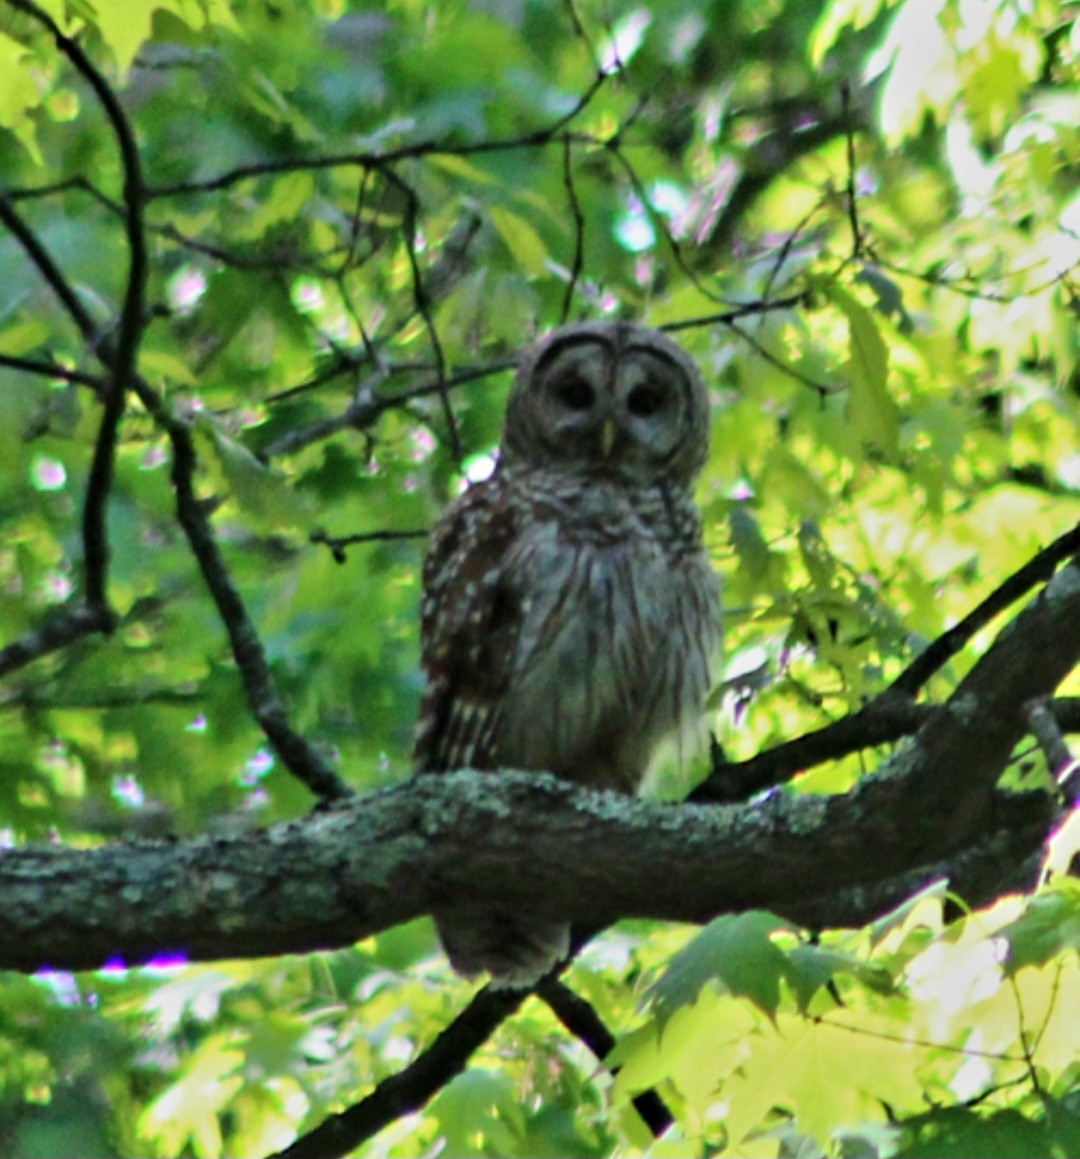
xmin=553 ymin=375 xmax=595 ymax=411
xmin=626 ymin=380 xmax=668 ymax=418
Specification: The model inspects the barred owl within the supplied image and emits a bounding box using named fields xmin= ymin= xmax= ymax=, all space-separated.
xmin=414 ymin=321 xmax=720 ymax=985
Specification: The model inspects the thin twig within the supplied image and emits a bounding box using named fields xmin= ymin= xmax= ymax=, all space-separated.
xmin=379 ymin=165 xmax=461 ymax=465
xmin=0 ymin=352 xmax=106 ymax=393
xmin=162 ymin=408 xmax=352 ymax=801
xmin=311 ymin=528 xmax=428 ymax=564
xmin=893 ymin=521 xmax=1080 ymax=697
xmin=145 ymin=72 xmax=610 ymax=201
xmin=1026 ymin=699 xmax=1080 ymax=803
xmin=0 ymin=606 xmax=113 ymax=680
xmin=6 ymin=0 xmax=150 ymax=627
xmin=658 ymin=292 xmax=808 ymax=334
xmin=0 ymin=194 xmax=98 ymax=343
xmin=841 ymin=80 xmax=863 ymax=261
xmin=559 ymin=134 xmax=585 ymax=323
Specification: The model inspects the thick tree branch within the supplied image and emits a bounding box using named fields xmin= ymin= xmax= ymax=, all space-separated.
xmin=0 ymin=768 xmax=1056 ymax=977
xmin=3 ymin=558 xmax=1075 ymax=973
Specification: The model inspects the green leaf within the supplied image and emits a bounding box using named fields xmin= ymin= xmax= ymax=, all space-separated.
xmin=722 ymin=1010 xmax=925 ymax=1147
xmin=729 ymin=504 xmax=774 ymax=585
xmin=194 ymin=415 xmax=314 ymax=533
xmin=997 ymin=881 xmax=1080 ymax=976
xmin=896 ymin=1106 xmax=1070 ymax=1159
xmin=823 ymin=281 xmax=899 ymax=457
xmin=646 ymin=912 xmax=795 ymax=1022
xmin=0 ymin=32 xmax=43 ymax=159
xmin=808 ymin=0 xmax=891 ymax=66
xmin=785 ymin=944 xmax=895 ymax=1011
xmin=429 ymin=154 xmax=504 ymax=187
xmin=489 ymin=205 xmax=550 ymax=278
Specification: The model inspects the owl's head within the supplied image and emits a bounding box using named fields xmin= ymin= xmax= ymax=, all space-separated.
xmin=502 ymin=322 xmax=710 ymax=488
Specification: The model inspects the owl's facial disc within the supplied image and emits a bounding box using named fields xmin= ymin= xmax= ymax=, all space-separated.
xmin=534 ymin=342 xmax=690 ymax=476
xmin=504 ymin=322 xmax=710 ymax=487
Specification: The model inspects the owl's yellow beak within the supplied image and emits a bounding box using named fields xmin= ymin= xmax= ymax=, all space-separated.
xmin=599 ymin=419 xmax=616 ymax=457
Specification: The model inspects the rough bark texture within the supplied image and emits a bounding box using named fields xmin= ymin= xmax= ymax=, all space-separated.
xmin=0 ymin=559 xmax=1077 ymax=976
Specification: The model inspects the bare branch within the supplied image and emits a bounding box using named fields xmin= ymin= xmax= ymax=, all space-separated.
xmin=0 ymin=194 xmax=99 ymax=344
xmin=698 ymin=694 xmax=938 ymax=804
xmin=841 ymin=80 xmax=864 ymax=262
xmin=659 ymin=292 xmax=808 ymax=334
xmin=0 ymin=606 xmax=113 ymax=680
xmin=311 ymin=528 xmax=427 ymax=564
xmin=378 ymin=165 xmax=460 ymax=464
xmin=162 ymin=410 xmax=352 ymax=801
xmin=1026 ymin=698 xmax=1079 ymax=804
xmin=893 ymin=520 xmax=1080 ymax=697
xmin=8 ymin=0 xmax=151 ymax=626
xmin=144 ymin=72 xmax=610 ymax=201
xmin=559 ymin=134 xmax=585 ymax=323
xmin=0 ymin=352 xmax=106 ymax=392
xmin=537 ymin=979 xmax=674 ymax=1137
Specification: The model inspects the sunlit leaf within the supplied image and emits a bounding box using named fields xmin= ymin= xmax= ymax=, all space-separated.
xmin=489 ymin=205 xmax=550 ymax=278
xmin=997 ymin=881 xmax=1080 ymax=976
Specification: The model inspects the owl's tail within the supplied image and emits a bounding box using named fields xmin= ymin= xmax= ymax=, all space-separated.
xmin=435 ymin=908 xmax=570 ymax=988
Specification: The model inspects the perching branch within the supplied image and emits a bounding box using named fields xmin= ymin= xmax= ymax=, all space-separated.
xmin=3 ymin=554 xmax=1078 ymax=973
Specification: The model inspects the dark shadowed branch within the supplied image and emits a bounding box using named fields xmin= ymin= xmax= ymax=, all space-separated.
xmin=700 ymin=522 xmax=1080 ymax=803
xmin=538 ymin=978 xmax=675 ymax=1137
xmin=0 ymin=605 xmax=115 ymax=679
xmin=268 ymin=985 xmax=528 ymax=1159
xmin=0 ymin=352 xmax=107 ymax=391
xmin=2 ymin=0 xmax=149 ymax=645
xmin=0 ymin=193 xmax=99 ymax=345
xmin=560 ymin=134 xmax=586 ymax=323
xmin=0 ymin=5 xmax=350 ymax=804
xmin=892 ymin=521 xmax=1080 ymax=696
xmin=162 ymin=408 xmax=353 ymax=801
xmin=377 ymin=164 xmax=460 ymax=463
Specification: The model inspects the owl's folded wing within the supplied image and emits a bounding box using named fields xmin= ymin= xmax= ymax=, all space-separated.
xmin=413 ymin=476 xmax=524 ymax=774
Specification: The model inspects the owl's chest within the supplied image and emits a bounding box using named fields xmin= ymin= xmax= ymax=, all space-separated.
xmin=494 ymin=490 xmax=718 ymax=788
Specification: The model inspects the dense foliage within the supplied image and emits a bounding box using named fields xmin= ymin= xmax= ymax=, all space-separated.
xmin=1 ymin=0 xmax=1079 ymax=1155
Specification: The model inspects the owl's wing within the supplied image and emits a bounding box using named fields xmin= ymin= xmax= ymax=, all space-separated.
xmin=413 ymin=476 xmax=524 ymax=773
